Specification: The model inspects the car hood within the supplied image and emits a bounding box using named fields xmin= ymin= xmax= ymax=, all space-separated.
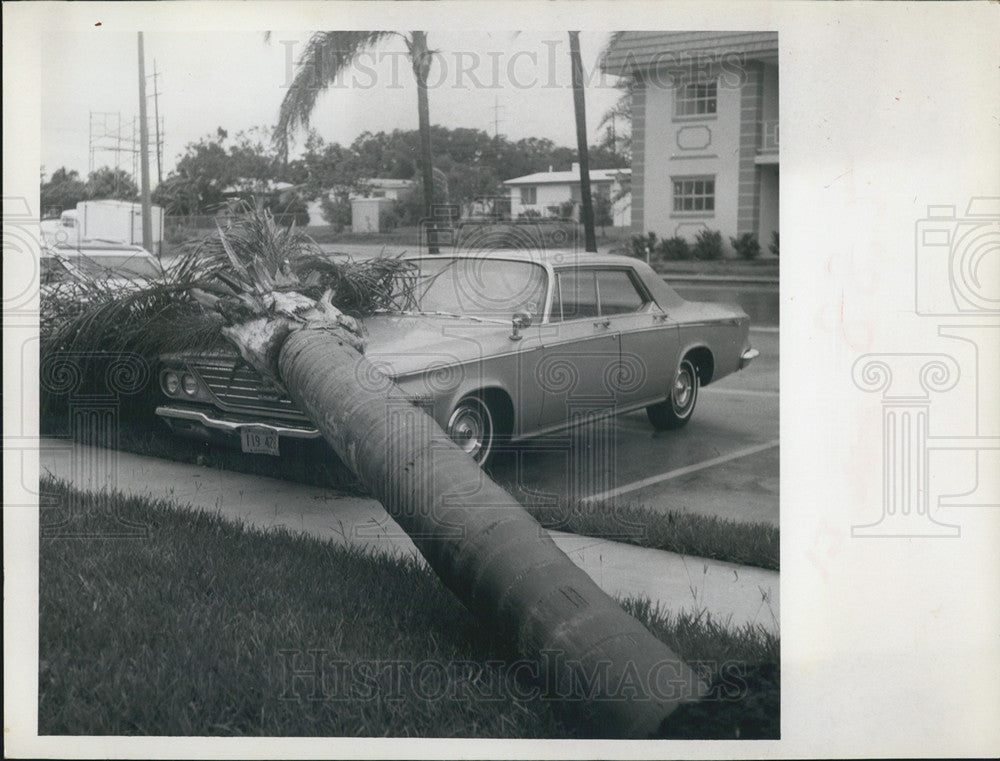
xmin=362 ymin=313 xmax=515 ymax=377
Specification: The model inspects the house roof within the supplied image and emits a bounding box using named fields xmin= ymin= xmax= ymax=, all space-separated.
xmin=365 ymin=178 xmax=414 ymax=189
xmin=601 ymin=31 xmax=778 ymax=75
xmin=503 ymin=168 xmax=630 ymax=186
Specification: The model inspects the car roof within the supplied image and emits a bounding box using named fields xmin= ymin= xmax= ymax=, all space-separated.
xmin=404 ymin=248 xmax=639 ymax=269
xmin=41 ymin=243 xmax=155 ymax=259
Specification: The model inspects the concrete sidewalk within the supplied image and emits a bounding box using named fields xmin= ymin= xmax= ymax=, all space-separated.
xmin=39 ymin=439 xmax=779 ymax=633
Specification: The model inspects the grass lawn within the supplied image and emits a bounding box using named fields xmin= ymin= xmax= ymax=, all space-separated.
xmin=39 ymin=478 xmax=779 ymax=738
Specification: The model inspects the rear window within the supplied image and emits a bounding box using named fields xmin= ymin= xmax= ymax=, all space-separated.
xmin=551 ymin=267 xmax=649 ymax=321
xmin=597 ymin=270 xmax=647 ymax=315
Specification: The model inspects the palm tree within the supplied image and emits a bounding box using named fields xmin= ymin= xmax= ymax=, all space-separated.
xmin=45 ymin=180 xmax=704 ymax=741
xmin=274 ymin=31 xmax=437 ymax=250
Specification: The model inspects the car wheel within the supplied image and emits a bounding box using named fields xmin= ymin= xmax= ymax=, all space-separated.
xmin=646 ymin=358 xmax=699 ymax=431
xmin=446 ymin=396 xmax=495 ymax=467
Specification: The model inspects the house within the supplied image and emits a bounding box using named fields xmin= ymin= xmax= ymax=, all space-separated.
xmin=503 ymin=164 xmax=631 ymax=227
xmin=601 ymin=32 xmax=778 ymax=255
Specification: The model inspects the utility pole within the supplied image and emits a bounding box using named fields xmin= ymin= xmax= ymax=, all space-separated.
xmin=492 ymin=95 xmax=503 ymax=141
xmin=151 ymin=59 xmax=163 ymax=185
xmin=569 ymin=31 xmax=596 ymax=253
xmin=137 ymin=32 xmax=154 ymax=255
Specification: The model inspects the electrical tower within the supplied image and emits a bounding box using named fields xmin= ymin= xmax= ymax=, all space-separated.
xmin=87 ymin=110 xmax=163 ymax=197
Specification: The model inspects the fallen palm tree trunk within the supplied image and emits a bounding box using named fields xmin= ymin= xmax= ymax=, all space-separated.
xmin=272 ymin=323 xmax=706 ymax=736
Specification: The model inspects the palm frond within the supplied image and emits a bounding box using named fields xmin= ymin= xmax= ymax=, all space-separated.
xmin=274 ymin=31 xmax=400 ymax=149
xmin=41 ymin=202 xmax=419 ymax=365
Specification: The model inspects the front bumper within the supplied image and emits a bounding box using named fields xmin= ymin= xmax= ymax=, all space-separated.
xmin=156 ymin=405 xmax=322 ymax=440
xmin=740 ymin=348 xmax=760 ymax=370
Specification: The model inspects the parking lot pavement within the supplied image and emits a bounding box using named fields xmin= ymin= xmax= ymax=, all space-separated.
xmin=490 ymin=328 xmax=780 ymax=527
xmin=39 ymin=439 xmax=778 ymax=632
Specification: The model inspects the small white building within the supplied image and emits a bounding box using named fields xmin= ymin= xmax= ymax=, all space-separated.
xmin=307 ymin=178 xmax=415 ymax=231
xmin=503 ymin=164 xmax=631 ymax=227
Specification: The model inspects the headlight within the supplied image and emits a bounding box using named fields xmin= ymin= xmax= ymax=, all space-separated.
xmin=182 ymin=373 xmax=199 ymax=396
xmin=162 ymin=371 xmax=180 ymax=396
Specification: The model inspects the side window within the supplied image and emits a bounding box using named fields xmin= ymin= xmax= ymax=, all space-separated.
xmin=553 ymin=269 xmax=599 ymax=320
xmin=597 ymin=270 xmax=647 ymax=315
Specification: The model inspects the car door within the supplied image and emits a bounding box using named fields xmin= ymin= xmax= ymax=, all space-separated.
xmin=535 ymin=267 xmax=621 ymax=429
xmin=595 ymin=268 xmax=679 ymax=409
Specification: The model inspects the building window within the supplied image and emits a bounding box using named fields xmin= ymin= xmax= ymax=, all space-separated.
xmin=672 ymin=177 xmax=715 ymax=213
xmin=675 ymin=80 xmax=717 ymax=117
xmin=520 ymin=186 xmax=537 ymax=205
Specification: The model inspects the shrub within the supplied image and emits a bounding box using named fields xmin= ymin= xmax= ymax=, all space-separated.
xmin=769 ymin=231 xmax=779 ymax=257
xmin=655 ymin=236 xmax=691 ymax=261
xmin=629 ymin=231 xmax=657 ymax=259
xmin=730 ymin=233 xmax=761 ymax=260
xmin=693 ymin=229 xmax=724 ymax=260
xmin=319 ymin=193 xmax=351 ymax=232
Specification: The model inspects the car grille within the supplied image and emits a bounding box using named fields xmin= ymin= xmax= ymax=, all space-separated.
xmin=189 ymin=359 xmax=311 ymax=421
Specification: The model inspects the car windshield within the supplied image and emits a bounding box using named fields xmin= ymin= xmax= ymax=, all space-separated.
xmin=71 ymin=254 xmax=162 ymax=279
xmin=412 ymin=257 xmax=547 ymax=319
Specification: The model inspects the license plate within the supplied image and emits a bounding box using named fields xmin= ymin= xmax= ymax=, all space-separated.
xmin=240 ymin=427 xmax=280 ymax=456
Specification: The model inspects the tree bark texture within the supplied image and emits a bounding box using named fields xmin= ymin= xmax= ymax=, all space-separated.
xmin=279 ymin=328 xmax=706 ymax=737
xmin=409 ymin=31 xmax=438 ymax=254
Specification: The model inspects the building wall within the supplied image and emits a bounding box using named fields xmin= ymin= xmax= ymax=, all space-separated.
xmin=630 ymin=54 xmax=778 ymax=256
xmin=508 ymin=181 xmax=631 ymax=226
xmin=640 ymin=60 xmax=742 ymax=248
xmin=510 ymin=183 xmax=573 ymax=218
xmin=351 ymin=197 xmax=395 ymax=233
xmin=737 ymin=61 xmax=764 ymax=237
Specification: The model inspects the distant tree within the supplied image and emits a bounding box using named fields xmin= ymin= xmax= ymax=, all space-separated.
xmin=597 ymin=81 xmax=633 ymax=164
xmin=40 ymin=167 xmax=87 ymax=215
xmin=153 ymin=126 xmax=288 ymax=215
xmin=85 ymin=166 xmax=140 ymax=201
xmin=275 ymin=31 xmax=438 ymax=243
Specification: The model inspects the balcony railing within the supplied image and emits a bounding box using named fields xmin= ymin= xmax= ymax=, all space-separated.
xmin=760 ymin=120 xmax=779 ymax=153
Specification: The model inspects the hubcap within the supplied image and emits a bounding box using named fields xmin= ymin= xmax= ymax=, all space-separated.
xmin=448 ymin=403 xmax=491 ymax=461
xmin=672 ymin=365 xmax=695 ymax=414
xmin=674 ymin=374 xmax=692 ymax=406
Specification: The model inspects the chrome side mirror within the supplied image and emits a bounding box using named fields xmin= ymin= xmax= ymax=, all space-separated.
xmin=510 ymin=311 xmax=532 ymax=341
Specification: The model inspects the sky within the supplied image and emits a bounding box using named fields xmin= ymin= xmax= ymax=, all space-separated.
xmin=41 ymin=29 xmax=625 ymax=183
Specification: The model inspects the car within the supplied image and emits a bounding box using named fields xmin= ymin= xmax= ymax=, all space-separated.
xmin=155 ymin=250 xmax=759 ymax=466
xmin=40 ymin=242 xmax=162 ymax=289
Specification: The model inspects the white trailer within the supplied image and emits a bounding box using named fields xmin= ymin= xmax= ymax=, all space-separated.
xmin=68 ymin=200 xmax=165 ymax=254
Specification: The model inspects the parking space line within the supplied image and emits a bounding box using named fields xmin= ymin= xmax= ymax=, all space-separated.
xmin=581 ymin=438 xmax=780 ymax=504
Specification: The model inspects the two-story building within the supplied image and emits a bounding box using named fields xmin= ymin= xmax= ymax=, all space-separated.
xmin=601 ymin=32 xmax=778 ymax=255
xmin=503 ymin=164 xmax=632 ymax=227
